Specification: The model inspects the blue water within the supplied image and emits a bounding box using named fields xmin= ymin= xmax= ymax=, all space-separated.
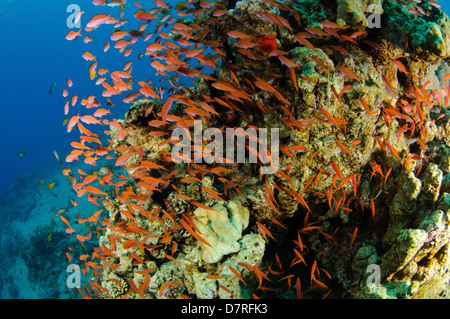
xmin=0 ymin=0 xmax=143 ymax=196
xmin=0 ymin=0 xmax=449 ymax=299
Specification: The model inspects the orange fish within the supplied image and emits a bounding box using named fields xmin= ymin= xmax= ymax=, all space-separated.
xmin=382 ymin=75 xmax=395 ymax=94
xmin=311 ymin=56 xmax=329 ymax=71
xmin=318 ymin=107 xmax=339 ymax=125
xmin=359 ymin=97 xmax=378 ymax=115
xmin=191 ymin=201 xmax=222 ymax=213
xmin=74 ymin=9 xmax=84 ymax=25
xmin=93 ymin=108 xmax=111 ymax=118
xmin=48 ymin=181 xmax=57 ymax=189
xmin=330 ymin=45 xmax=349 ymax=55
xmin=110 ymin=30 xmax=129 ymax=41
xmin=362 ymin=40 xmax=383 ymax=50
xmin=176 ymin=194 xmax=195 ymax=201
xmin=60 ymin=215 xmax=72 ymax=229
xmin=384 ymin=138 xmax=400 ymax=160
xmin=227 ymin=30 xmax=252 ymax=40
xmin=84 ymin=185 xmax=108 ymax=196
xmin=305 ymin=27 xmax=328 ymax=37
xmin=139 ymin=85 xmax=160 ymax=101
xmin=256 ymin=222 xmax=275 ymax=242
xmin=211 ymin=81 xmax=238 ymax=93
xmin=370 ymin=198 xmax=376 ymax=220
xmin=66 ymin=30 xmax=82 ymax=41
xmin=330 ymin=159 xmax=344 ymax=180
xmin=71 ymin=95 xmax=78 ymax=107
xmin=254 ymin=77 xmax=290 ymax=104
xmin=279 ymin=55 xmax=297 ymax=68
xmin=335 ymin=141 xmax=351 ymax=155
xmin=180 ymin=219 xmax=212 ymax=248
xmin=392 ymin=59 xmax=408 ymax=74
xmin=320 ymin=21 xmax=344 ymax=29
xmin=82 ymin=51 xmax=96 ymax=61
xmin=338 ymin=66 xmax=360 ymax=82
xmin=294 ymin=33 xmax=316 ymax=51
xmin=86 ymin=13 xmax=113 ymax=29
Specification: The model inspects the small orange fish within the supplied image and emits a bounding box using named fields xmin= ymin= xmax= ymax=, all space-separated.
xmin=351 ymin=140 xmax=361 ymax=149
xmin=311 ymin=56 xmax=329 ymax=71
xmin=60 ymin=215 xmax=72 ymax=229
xmin=74 ymin=9 xmax=84 ymax=24
xmin=384 ymin=138 xmax=400 ymax=160
xmin=84 ymin=185 xmax=108 ymax=196
xmin=359 ymin=97 xmax=378 ymax=115
xmin=362 ymin=40 xmax=383 ymax=50
xmin=370 ymin=198 xmax=376 ymax=220
xmin=256 ymin=222 xmax=275 ymax=242
xmin=66 ymin=30 xmax=82 ymax=41
xmin=335 ymin=141 xmax=351 ymax=155
xmin=191 ymin=201 xmax=222 ymax=214
xmin=320 ymin=21 xmax=344 ymax=29
xmin=392 ymin=59 xmax=408 ymax=74
xmin=110 ymin=30 xmax=129 ymax=41
xmin=330 ymin=159 xmax=344 ymax=180
xmin=219 ymin=285 xmax=235 ymax=297
xmin=294 ymin=33 xmax=316 ymax=51
xmin=71 ymin=95 xmax=78 ymax=107
xmin=329 ymin=45 xmax=349 ymax=55
xmin=382 ymin=75 xmax=395 ymax=94
xmin=305 ymin=27 xmax=328 ymax=37
xmin=82 ymin=51 xmax=96 ymax=61
xmin=227 ymin=30 xmax=252 ymax=40
xmin=318 ymin=107 xmax=338 ymax=125
xmin=176 ymin=194 xmax=195 ymax=201
xmin=349 ymin=227 xmax=358 ymax=248
xmin=338 ymin=66 xmax=360 ymax=82
xmin=180 ymin=218 xmax=212 ymax=248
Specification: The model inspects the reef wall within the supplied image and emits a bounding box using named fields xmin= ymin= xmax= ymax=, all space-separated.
xmin=64 ymin=0 xmax=450 ymax=299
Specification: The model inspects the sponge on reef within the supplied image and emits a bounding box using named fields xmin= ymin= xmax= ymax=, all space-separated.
xmin=193 ymin=201 xmax=249 ymax=263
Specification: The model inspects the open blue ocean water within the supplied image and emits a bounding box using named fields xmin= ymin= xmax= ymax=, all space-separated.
xmin=0 ymin=0 xmax=449 ymax=299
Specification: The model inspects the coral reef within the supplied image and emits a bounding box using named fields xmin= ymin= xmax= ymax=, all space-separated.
xmin=62 ymin=0 xmax=450 ymax=299
xmin=382 ymin=0 xmax=450 ymax=58
xmin=337 ymin=0 xmax=383 ymax=28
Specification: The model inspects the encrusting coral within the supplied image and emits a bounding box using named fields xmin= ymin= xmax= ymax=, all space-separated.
xmin=62 ymin=0 xmax=450 ymax=299
xmin=192 ymin=200 xmax=250 ymax=263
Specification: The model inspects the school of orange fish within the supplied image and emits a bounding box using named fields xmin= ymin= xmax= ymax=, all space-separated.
xmin=61 ymin=0 xmax=446 ymax=298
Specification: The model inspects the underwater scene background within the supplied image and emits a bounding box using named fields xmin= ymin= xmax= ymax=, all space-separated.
xmin=1 ymin=0 xmax=450 ymax=299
